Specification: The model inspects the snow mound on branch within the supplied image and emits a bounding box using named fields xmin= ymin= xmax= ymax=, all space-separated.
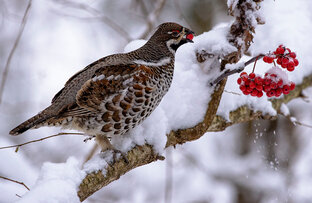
xmin=17 ymin=157 xmax=85 ymax=203
xmin=109 ymin=25 xmax=237 ymax=155
xmin=218 ymin=0 xmax=312 ymax=120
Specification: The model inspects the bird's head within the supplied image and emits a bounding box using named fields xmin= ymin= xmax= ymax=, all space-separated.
xmin=149 ymin=22 xmax=194 ymax=54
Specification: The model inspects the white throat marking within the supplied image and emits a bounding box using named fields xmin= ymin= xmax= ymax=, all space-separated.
xmin=133 ymin=57 xmax=171 ymax=67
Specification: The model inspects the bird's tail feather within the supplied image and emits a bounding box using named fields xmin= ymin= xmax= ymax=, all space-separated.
xmin=9 ymin=111 xmax=51 ymax=136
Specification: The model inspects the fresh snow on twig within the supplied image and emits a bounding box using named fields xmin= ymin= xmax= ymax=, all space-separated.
xmin=2 ymin=0 xmax=312 ymax=202
xmin=280 ymin=103 xmax=290 ymax=116
xmin=110 ymin=25 xmax=237 ymax=155
xmin=290 ymin=117 xmax=297 ymax=125
xmin=16 ymin=158 xmax=84 ymax=203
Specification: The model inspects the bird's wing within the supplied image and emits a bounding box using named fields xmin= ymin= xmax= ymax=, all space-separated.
xmin=74 ymin=63 xmax=154 ymax=113
xmin=51 ymin=56 xmax=109 ymax=103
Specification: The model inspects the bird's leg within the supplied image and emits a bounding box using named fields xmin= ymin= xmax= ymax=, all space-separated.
xmin=95 ymin=135 xmax=129 ymax=163
xmin=83 ymin=135 xmax=96 ymax=143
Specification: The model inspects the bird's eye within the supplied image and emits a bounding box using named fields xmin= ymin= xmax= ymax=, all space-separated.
xmin=171 ymin=30 xmax=180 ymax=37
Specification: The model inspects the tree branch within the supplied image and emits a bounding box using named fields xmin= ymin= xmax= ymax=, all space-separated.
xmin=0 ymin=0 xmax=32 ymax=105
xmin=53 ymin=0 xmax=132 ymax=42
xmin=0 ymin=132 xmax=84 ymax=152
xmin=78 ymin=70 xmax=312 ymax=201
xmin=211 ymin=54 xmax=265 ymax=85
xmin=0 ymin=175 xmax=30 ymax=191
xmin=78 ymin=145 xmax=164 ymax=201
xmin=77 ymin=0 xmax=268 ymax=201
xmin=139 ymin=0 xmax=166 ymax=39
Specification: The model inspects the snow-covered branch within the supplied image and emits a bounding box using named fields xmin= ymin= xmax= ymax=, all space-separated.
xmin=208 ymin=73 xmax=312 ymax=131
xmin=78 ymin=1 xmax=269 ymax=201
xmin=12 ymin=0 xmax=312 ymax=202
xmin=78 ymin=70 xmax=312 ymax=201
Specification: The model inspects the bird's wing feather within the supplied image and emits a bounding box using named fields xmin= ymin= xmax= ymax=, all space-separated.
xmin=75 ymin=63 xmax=152 ymax=113
xmin=51 ymin=57 xmax=108 ymax=103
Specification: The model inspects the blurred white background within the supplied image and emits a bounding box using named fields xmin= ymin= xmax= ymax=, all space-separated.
xmin=1 ymin=0 xmax=312 ymax=202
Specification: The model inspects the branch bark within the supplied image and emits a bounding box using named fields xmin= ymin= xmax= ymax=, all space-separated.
xmin=77 ymin=0 xmax=312 ymax=201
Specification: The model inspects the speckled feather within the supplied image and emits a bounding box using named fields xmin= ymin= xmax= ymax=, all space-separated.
xmin=58 ymin=62 xmax=174 ymax=137
xmin=9 ymin=22 xmax=193 ymax=140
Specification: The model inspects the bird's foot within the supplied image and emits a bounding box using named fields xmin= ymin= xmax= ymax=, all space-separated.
xmin=83 ymin=135 xmax=96 ymax=143
xmin=111 ymin=149 xmax=129 ymax=164
xmin=100 ymin=149 xmax=129 ymax=165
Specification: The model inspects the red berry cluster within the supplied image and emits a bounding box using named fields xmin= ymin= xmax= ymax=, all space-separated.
xmin=237 ymin=45 xmax=298 ymax=98
xmin=238 ymin=72 xmax=263 ymax=97
xmin=262 ymin=73 xmax=295 ymax=97
xmin=263 ymin=45 xmax=299 ymax=72
xmin=237 ymin=71 xmax=295 ymax=98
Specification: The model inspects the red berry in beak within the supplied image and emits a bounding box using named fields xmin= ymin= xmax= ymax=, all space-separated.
xmin=186 ymin=34 xmax=194 ymax=41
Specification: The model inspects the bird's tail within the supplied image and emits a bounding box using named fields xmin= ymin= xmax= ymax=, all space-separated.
xmin=9 ymin=111 xmax=52 ymax=136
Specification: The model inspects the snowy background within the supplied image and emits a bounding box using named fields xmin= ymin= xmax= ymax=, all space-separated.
xmin=1 ymin=0 xmax=312 ymax=202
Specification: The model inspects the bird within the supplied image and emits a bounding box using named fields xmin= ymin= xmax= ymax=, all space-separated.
xmin=9 ymin=22 xmax=194 ymax=155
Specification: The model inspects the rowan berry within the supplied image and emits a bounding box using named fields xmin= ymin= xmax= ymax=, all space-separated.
xmin=237 ymin=78 xmax=242 ymax=85
xmin=289 ymin=52 xmax=296 ymax=58
xmin=237 ymin=45 xmax=298 ymax=98
xmin=275 ymin=47 xmax=285 ymax=55
xmin=249 ymin=73 xmax=256 ymax=79
xmin=289 ymin=82 xmax=295 ymax=90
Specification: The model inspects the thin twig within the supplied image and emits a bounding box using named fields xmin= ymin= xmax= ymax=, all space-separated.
xmin=53 ymin=0 xmax=131 ymax=41
xmin=0 ymin=0 xmax=32 ymax=105
xmin=252 ymin=56 xmax=259 ymax=73
xmin=211 ymin=54 xmax=265 ymax=85
xmin=138 ymin=0 xmax=149 ymax=16
xmin=0 ymin=175 xmax=30 ymax=191
xmin=0 ymin=132 xmax=84 ymax=151
xmin=211 ymin=68 xmax=243 ymax=86
xmin=278 ymin=112 xmax=312 ymax=129
xmin=173 ymin=0 xmax=193 ymax=31
xmin=224 ymin=90 xmax=241 ymax=95
xmin=285 ymin=115 xmax=312 ymax=129
xmin=245 ymin=54 xmax=265 ymax=66
xmin=139 ymin=0 xmax=166 ymax=39
xmin=292 ymin=120 xmax=312 ymax=128
xmin=82 ymin=144 xmax=99 ymax=166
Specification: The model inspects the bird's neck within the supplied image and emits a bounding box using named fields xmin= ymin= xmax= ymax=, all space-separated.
xmin=130 ymin=39 xmax=175 ymax=65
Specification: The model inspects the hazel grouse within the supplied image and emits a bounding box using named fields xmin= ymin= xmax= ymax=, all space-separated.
xmin=10 ymin=22 xmax=194 ymax=153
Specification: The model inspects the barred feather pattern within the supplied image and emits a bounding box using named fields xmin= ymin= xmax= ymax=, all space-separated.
xmin=9 ymin=22 xmax=193 ymax=139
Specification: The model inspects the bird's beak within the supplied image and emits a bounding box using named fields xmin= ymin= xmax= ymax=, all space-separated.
xmin=185 ymin=29 xmax=194 ymax=43
xmin=179 ymin=28 xmax=194 ymax=43
xmin=173 ymin=27 xmax=195 ymax=50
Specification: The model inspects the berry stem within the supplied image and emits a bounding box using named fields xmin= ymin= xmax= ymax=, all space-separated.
xmin=244 ymin=54 xmax=265 ymax=66
xmin=211 ymin=54 xmax=265 ymax=85
xmin=252 ymin=56 xmax=259 ymax=73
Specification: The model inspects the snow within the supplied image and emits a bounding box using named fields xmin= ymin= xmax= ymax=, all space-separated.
xmin=266 ymin=66 xmax=290 ymax=84
xmin=108 ymin=25 xmax=236 ymax=154
xmin=249 ymin=0 xmax=312 ymax=84
xmin=1 ymin=0 xmax=312 ymax=202
xmin=217 ymin=0 xmax=312 ymax=120
xmin=290 ymin=117 xmax=297 ymax=124
xmin=227 ymin=0 xmax=239 ymax=9
xmin=16 ymin=157 xmax=85 ymax=203
xmin=194 ymin=25 xmax=237 ymax=58
xmin=225 ymin=61 xmax=245 ymax=71
xmin=83 ymin=153 xmax=110 ymax=175
xmin=0 ymin=138 xmax=38 ymax=202
xmin=280 ymin=103 xmax=290 ymax=116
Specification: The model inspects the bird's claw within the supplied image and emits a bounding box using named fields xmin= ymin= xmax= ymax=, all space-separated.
xmin=100 ymin=149 xmax=129 ymax=165
xmin=112 ymin=149 xmax=129 ymax=164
